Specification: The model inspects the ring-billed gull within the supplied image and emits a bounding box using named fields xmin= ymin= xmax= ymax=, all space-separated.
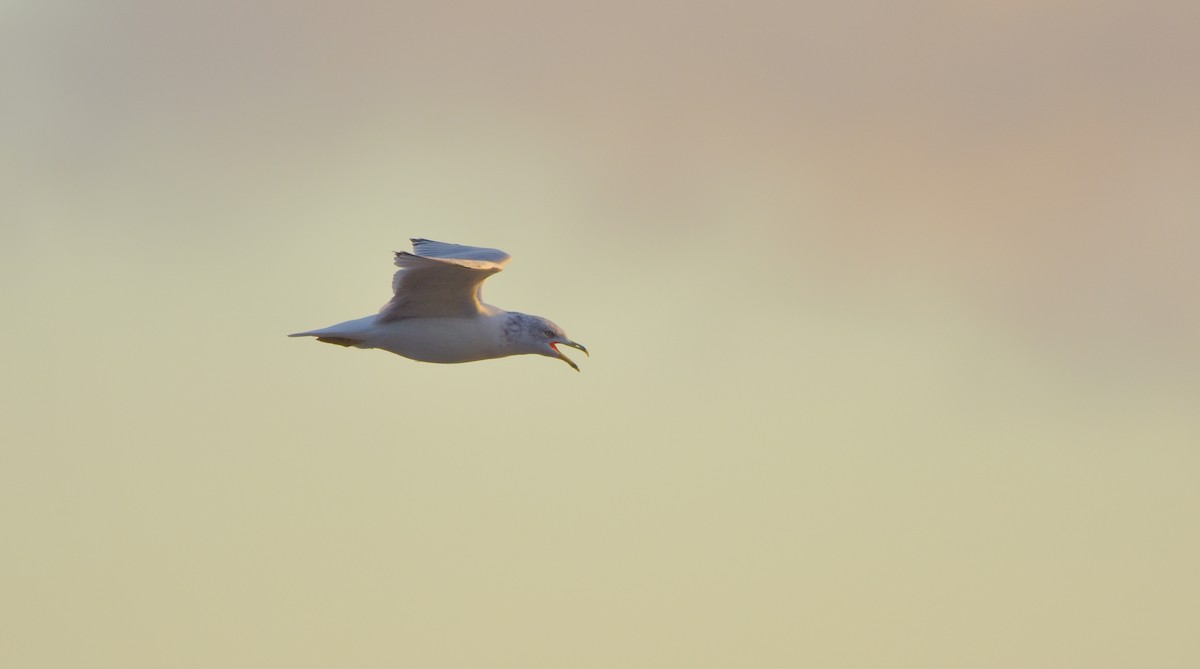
xmin=289 ymin=239 xmax=588 ymax=371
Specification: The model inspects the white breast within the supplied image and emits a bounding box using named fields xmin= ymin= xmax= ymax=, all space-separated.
xmin=362 ymin=313 xmax=510 ymax=363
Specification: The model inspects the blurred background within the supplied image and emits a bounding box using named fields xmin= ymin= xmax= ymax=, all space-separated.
xmin=2 ymin=1 xmax=1198 ymax=667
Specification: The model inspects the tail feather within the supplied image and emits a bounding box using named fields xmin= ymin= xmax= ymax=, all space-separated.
xmin=315 ymin=336 xmax=361 ymax=347
xmin=288 ymin=333 xmax=362 ymax=347
xmin=288 ymin=330 xmax=365 ymax=348
xmin=289 ymin=316 xmax=375 ymax=349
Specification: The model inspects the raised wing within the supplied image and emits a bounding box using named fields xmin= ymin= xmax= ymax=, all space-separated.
xmin=411 ymin=238 xmax=511 ymax=264
xmin=378 ymin=239 xmax=511 ymax=321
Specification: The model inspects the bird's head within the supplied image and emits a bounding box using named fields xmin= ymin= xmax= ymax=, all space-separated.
xmin=509 ymin=314 xmax=588 ymax=371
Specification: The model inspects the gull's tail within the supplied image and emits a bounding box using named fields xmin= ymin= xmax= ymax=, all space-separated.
xmin=288 ymin=332 xmax=362 ymax=347
xmin=288 ymin=316 xmax=375 ymax=348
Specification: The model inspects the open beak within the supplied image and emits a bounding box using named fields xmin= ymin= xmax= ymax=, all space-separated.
xmin=551 ymin=340 xmax=588 ymax=372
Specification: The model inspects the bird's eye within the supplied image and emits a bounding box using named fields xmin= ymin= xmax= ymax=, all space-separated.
xmin=543 ymin=329 xmax=555 ymax=337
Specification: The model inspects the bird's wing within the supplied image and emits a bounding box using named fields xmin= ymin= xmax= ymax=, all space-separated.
xmin=378 ymin=239 xmax=512 ymax=321
xmin=410 ymin=238 xmax=512 ymax=264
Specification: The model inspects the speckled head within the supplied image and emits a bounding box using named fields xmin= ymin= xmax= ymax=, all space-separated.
xmin=504 ymin=313 xmax=588 ymax=371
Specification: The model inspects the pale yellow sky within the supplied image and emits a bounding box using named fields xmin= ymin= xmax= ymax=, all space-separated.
xmin=2 ymin=2 xmax=1198 ymax=667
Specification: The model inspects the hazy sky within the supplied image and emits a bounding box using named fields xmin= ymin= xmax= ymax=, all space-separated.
xmin=3 ymin=2 xmax=1198 ymax=667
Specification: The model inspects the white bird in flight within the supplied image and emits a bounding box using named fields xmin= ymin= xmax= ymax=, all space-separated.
xmin=289 ymin=238 xmax=588 ymax=371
